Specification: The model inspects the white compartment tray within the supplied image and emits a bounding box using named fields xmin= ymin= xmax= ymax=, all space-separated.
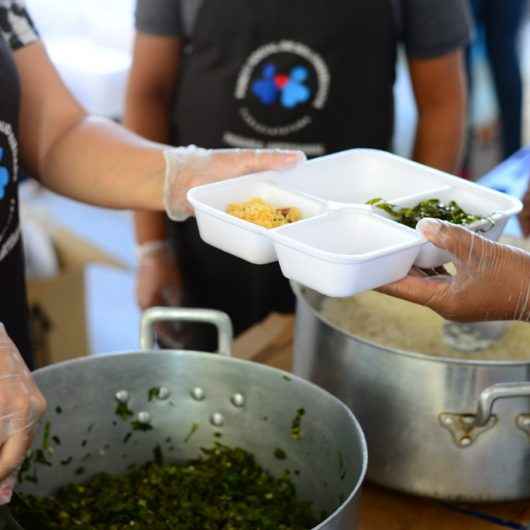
xmin=188 ymin=149 xmax=523 ymax=297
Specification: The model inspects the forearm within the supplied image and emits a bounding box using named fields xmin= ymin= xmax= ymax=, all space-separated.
xmin=39 ymin=116 xmax=166 ymax=211
xmin=125 ymin=95 xmax=174 ymax=243
xmin=134 ymin=212 xmax=168 ymax=244
xmin=413 ymin=104 xmax=465 ymax=173
xmin=408 ymin=50 xmax=467 ymax=174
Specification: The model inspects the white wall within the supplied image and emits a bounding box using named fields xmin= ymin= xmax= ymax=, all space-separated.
xmin=26 ymin=0 xmax=135 ymax=117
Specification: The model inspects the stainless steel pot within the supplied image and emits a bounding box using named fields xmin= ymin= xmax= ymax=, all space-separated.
xmin=292 ymin=283 xmax=530 ymax=502
xmin=10 ymin=308 xmax=367 ymax=530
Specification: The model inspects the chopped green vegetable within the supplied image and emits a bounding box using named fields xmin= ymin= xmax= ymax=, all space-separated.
xmin=131 ymin=421 xmax=153 ymax=432
xmin=42 ymin=422 xmax=51 ymax=451
xmin=35 ymin=449 xmax=52 ymax=467
xmin=291 ymin=408 xmax=305 ymax=440
xmin=274 ymin=448 xmax=287 ymax=460
xmin=147 ymin=387 xmax=160 ymax=402
xmin=115 ymin=402 xmax=134 ymax=421
xmin=184 ymin=422 xmax=199 ymax=443
xmin=368 ymin=198 xmax=482 ymax=229
xmin=12 ymin=444 xmax=319 ymax=530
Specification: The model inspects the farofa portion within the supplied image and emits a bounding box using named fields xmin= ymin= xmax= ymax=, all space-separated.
xmin=227 ymin=197 xmax=302 ymax=228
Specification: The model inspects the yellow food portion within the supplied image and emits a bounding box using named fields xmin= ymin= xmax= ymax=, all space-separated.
xmin=227 ymin=197 xmax=302 ymax=228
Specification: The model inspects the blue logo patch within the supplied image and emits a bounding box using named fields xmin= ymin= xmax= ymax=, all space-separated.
xmin=252 ymin=64 xmax=311 ymax=109
xmin=0 ymin=149 xmax=9 ymax=200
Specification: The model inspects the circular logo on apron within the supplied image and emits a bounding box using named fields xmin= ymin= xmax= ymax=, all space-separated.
xmin=0 ymin=120 xmax=20 ymax=263
xmin=235 ymin=40 xmax=331 ymax=138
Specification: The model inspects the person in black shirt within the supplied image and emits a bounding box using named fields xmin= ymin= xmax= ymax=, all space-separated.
xmin=0 ymin=0 xmax=302 ymax=501
xmin=128 ymin=0 xmax=472 ymax=351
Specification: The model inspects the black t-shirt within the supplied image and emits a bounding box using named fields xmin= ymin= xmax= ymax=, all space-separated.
xmin=0 ymin=0 xmax=39 ymax=368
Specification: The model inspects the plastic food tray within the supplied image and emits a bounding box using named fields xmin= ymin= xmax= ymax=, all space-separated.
xmin=188 ymin=149 xmax=522 ymax=298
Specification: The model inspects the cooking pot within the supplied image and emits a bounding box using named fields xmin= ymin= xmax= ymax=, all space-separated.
xmin=292 ymin=283 xmax=530 ymax=502
xmin=6 ymin=308 xmax=367 ymax=530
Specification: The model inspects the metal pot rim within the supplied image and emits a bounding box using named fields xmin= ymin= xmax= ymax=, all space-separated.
xmin=291 ymin=282 xmax=530 ymax=368
xmin=33 ymin=349 xmax=368 ymax=528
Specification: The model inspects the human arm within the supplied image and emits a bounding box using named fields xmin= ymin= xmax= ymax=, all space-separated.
xmin=402 ymin=0 xmax=472 ymax=173
xmin=0 ymin=325 xmax=47 ymax=497
xmin=378 ymin=219 xmax=530 ymax=322
xmin=125 ymin=32 xmax=183 ymax=308
xmin=15 ymin=42 xmax=303 ymax=218
xmin=409 ymin=50 xmax=467 ymax=173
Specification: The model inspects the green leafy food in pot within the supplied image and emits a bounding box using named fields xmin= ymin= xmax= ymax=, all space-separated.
xmin=11 ymin=444 xmax=319 ymax=530
xmin=367 ymin=198 xmax=482 ymax=229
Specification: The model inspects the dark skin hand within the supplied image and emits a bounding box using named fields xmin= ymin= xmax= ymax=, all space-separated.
xmin=378 ymin=219 xmax=530 ymax=323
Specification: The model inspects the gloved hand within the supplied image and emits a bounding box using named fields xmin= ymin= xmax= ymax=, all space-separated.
xmin=0 ymin=325 xmax=47 ymax=504
xmin=520 ymin=180 xmax=530 ymax=238
xmin=378 ymin=219 xmax=530 ymax=323
xmin=136 ymin=241 xmax=182 ymax=310
xmin=163 ymin=147 xmax=305 ymax=221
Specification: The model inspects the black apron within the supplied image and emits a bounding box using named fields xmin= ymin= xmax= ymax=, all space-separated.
xmin=171 ymin=0 xmax=398 ymax=349
xmin=0 ymin=37 xmax=33 ymax=369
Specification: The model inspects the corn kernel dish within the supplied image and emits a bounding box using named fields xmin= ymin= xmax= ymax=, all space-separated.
xmin=227 ymin=197 xmax=302 ymax=228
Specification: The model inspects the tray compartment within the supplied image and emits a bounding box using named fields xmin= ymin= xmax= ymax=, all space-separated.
xmin=189 ymin=179 xmax=326 ymax=265
xmin=371 ymin=185 xmax=523 ymax=268
xmin=279 ymin=149 xmax=455 ymax=205
xmin=271 ymin=209 xmax=423 ymax=297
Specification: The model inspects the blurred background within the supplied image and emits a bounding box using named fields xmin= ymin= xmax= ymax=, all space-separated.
xmin=20 ymin=0 xmax=530 ymax=359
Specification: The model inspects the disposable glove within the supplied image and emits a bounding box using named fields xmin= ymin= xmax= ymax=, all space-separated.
xmin=163 ymin=147 xmax=305 ymax=221
xmin=136 ymin=241 xmax=182 ymax=310
xmin=378 ymin=219 xmax=530 ymax=323
xmin=0 ymin=325 xmax=47 ymax=503
xmin=520 ymin=180 xmax=530 ymax=238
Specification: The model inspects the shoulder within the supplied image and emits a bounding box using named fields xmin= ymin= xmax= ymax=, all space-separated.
xmin=400 ymin=0 xmax=473 ymax=59
xmin=0 ymin=0 xmax=39 ymax=51
xmin=135 ymin=0 xmax=183 ymax=37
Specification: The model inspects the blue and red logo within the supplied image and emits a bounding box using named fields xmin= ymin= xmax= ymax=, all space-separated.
xmin=0 ymin=149 xmax=9 ymax=200
xmin=252 ymin=63 xmax=311 ymax=109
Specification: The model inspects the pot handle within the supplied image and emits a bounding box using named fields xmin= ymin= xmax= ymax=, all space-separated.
xmin=140 ymin=307 xmax=233 ymax=356
xmin=474 ymin=382 xmax=530 ymax=427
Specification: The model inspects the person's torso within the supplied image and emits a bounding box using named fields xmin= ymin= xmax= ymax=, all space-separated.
xmin=0 ymin=34 xmax=32 ymax=366
xmin=173 ymin=0 xmax=399 ymax=156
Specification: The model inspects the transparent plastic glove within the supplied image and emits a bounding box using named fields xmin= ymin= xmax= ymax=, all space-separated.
xmin=378 ymin=219 xmax=530 ymax=323
xmin=520 ymin=180 xmax=530 ymax=238
xmin=136 ymin=241 xmax=182 ymax=310
xmin=163 ymin=146 xmax=306 ymax=221
xmin=0 ymin=325 xmax=47 ymax=503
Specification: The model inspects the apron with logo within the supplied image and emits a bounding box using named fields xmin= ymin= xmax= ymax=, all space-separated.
xmin=0 ymin=37 xmax=33 ymax=368
xmin=171 ymin=0 xmax=399 ymax=348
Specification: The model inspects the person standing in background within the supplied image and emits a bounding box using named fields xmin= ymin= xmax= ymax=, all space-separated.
xmin=465 ymin=0 xmax=527 ymax=168
xmin=126 ymin=0 xmax=471 ymax=350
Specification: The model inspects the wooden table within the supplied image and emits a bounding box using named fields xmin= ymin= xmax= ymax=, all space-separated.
xmin=233 ymin=314 xmax=530 ymax=530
